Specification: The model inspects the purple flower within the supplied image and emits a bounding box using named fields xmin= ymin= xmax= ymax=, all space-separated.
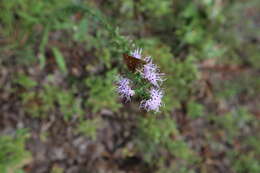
xmin=141 ymin=57 xmax=164 ymax=87
xmin=130 ymin=48 xmax=142 ymax=59
xmin=140 ymin=88 xmax=163 ymax=112
xmin=116 ymin=76 xmax=135 ymax=101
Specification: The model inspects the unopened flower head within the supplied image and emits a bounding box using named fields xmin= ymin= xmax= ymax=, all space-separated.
xmin=116 ymin=76 xmax=135 ymax=101
xmin=140 ymin=88 xmax=163 ymax=112
xmin=141 ymin=57 xmax=164 ymax=87
xmin=130 ymin=48 xmax=142 ymax=59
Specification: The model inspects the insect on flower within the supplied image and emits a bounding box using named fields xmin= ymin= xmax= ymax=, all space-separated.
xmin=123 ymin=54 xmax=147 ymax=72
xmin=123 ymin=48 xmax=146 ymax=72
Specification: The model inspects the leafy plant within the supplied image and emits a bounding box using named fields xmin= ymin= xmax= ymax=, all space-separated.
xmin=75 ymin=118 xmax=103 ymax=140
xmin=0 ymin=129 xmax=31 ymax=173
xmin=85 ymin=70 xmax=121 ymax=113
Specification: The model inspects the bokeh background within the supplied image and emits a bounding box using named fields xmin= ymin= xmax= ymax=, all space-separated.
xmin=0 ymin=0 xmax=259 ymax=173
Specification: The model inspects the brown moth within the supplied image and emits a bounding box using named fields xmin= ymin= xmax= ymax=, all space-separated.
xmin=123 ymin=53 xmax=147 ymax=72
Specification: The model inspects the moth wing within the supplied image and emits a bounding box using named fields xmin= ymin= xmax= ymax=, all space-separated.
xmin=123 ymin=54 xmax=146 ymax=72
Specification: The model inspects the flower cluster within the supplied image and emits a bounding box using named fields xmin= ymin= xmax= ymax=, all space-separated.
xmin=140 ymin=88 xmax=163 ymax=112
xmin=116 ymin=48 xmax=165 ymax=112
xmin=130 ymin=48 xmax=142 ymax=59
xmin=116 ymin=76 xmax=135 ymax=101
xmin=141 ymin=57 xmax=164 ymax=87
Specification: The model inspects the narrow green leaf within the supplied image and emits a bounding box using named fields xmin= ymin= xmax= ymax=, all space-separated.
xmin=52 ymin=47 xmax=68 ymax=74
xmin=15 ymin=75 xmax=37 ymax=89
xmin=39 ymin=25 xmax=49 ymax=69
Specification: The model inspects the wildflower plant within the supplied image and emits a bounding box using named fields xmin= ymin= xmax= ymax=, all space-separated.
xmin=116 ymin=48 xmax=165 ymax=112
xmin=116 ymin=76 xmax=135 ymax=101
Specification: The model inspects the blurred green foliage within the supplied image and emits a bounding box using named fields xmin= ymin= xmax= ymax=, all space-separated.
xmin=0 ymin=129 xmax=31 ymax=173
xmin=137 ymin=115 xmax=199 ymax=170
xmin=16 ymin=74 xmax=84 ymax=120
xmin=85 ymin=70 xmax=121 ymax=113
xmin=76 ymin=118 xmax=103 ymax=140
xmin=0 ymin=0 xmax=259 ymax=172
xmin=138 ymin=0 xmax=172 ymax=17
